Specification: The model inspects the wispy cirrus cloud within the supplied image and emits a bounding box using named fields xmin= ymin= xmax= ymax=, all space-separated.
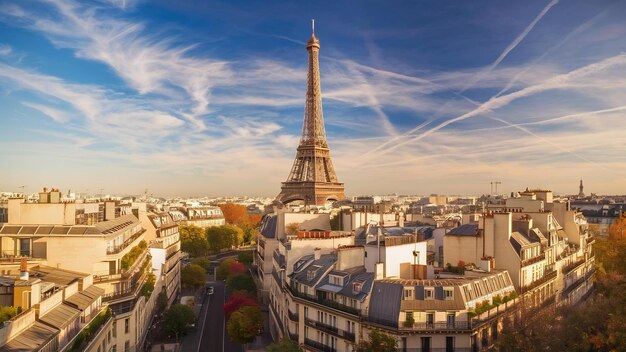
xmin=1 ymin=0 xmax=626 ymax=196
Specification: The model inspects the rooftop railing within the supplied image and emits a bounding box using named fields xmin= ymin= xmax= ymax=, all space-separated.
xmin=106 ymin=229 xmax=146 ymax=255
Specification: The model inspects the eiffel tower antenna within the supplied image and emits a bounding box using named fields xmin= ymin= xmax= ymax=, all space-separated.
xmin=312 ymin=18 xmax=315 ymax=34
xmin=276 ymin=25 xmax=345 ymax=206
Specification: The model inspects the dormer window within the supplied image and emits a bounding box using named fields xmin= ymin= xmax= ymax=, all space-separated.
xmin=425 ymin=287 xmax=434 ymax=300
xmin=307 ymin=270 xmax=316 ymax=281
xmin=330 ymin=275 xmax=343 ymax=286
xmin=403 ymin=287 xmax=414 ymax=300
xmin=352 ymin=280 xmax=364 ymax=294
xmin=444 ymin=288 xmax=453 ymax=300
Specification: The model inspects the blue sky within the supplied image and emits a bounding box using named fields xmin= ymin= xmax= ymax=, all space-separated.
xmin=1 ymin=0 xmax=626 ymax=197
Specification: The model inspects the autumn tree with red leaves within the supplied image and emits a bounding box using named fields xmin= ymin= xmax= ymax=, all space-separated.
xmin=223 ymin=292 xmax=258 ymax=319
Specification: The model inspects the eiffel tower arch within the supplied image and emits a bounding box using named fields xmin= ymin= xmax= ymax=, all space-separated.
xmin=276 ymin=25 xmax=346 ymax=206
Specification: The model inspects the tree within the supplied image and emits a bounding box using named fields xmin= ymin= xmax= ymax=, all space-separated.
xmin=226 ymin=273 xmax=256 ymax=294
xmin=354 ymin=330 xmax=397 ymax=352
xmin=191 ymin=257 xmax=211 ymax=271
xmin=267 ymin=337 xmax=303 ymax=352
xmin=181 ymin=264 xmax=205 ymax=289
xmin=240 ymin=223 xmax=260 ymax=245
xmin=163 ymin=304 xmax=195 ymax=340
xmin=226 ymin=305 xmax=264 ymax=345
xmin=206 ymin=225 xmax=244 ymax=252
xmin=223 ymin=292 xmax=258 ymax=318
xmin=218 ymin=203 xmax=249 ymax=225
xmin=285 ymin=222 xmax=300 ymax=237
xmin=237 ymin=251 xmax=253 ymax=265
xmin=155 ymin=290 xmax=168 ymax=313
xmin=179 ymin=225 xmax=209 ymax=257
xmin=217 ymin=258 xmax=236 ymax=281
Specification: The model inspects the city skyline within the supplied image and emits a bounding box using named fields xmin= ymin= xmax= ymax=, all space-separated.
xmin=1 ymin=0 xmax=626 ymax=197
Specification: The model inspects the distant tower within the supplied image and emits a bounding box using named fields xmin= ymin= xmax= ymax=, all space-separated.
xmin=276 ymin=21 xmax=346 ymax=206
xmin=578 ymin=179 xmax=585 ymax=198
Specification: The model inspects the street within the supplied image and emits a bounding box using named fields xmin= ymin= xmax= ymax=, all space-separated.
xmin=194 ymin=281 xmax=243 ymax=352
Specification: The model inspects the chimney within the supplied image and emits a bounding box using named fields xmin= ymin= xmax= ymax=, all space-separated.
xmin=39 ymin=187 xmax=50 ymax=204
xmin=20 ymin=258 xmax=29 ymax=280
xmin=314 ymin=248 xmax=321 ymax=260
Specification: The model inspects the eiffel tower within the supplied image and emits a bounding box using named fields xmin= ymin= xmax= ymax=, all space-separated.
xmin=276 ymin=22 xmax=346 ymax=206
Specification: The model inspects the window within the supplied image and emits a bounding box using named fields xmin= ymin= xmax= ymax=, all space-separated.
xmin=425 ymin=288 xmax=434 ymax=300
xmin=403 ymin=287 xmax=414 ymax=300
xmin=112 ymin=321 xmax=117 ymax=338
xmin=124 ymin=318 xmax=130 ymax=334
xmin=124 ymin=341 xmax=130 ymax=352
xmin=426 ymin=313 xmax=434 ymax=326
xmin=444 ymin=288 xmax=453 ymax=300
xmin=447 ymin=313 xmax=455 ymax=327
xmin=352 ymin=281 xmax=364 ymax=293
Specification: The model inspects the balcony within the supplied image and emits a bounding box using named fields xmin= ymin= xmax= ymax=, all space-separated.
xmin=521 ymin=269 xmax=557 ymax=293
xmin=106 ymin=229 xmax=146 ymax=255
xmin=521 ymin=254 xmax=545 ymax=267
xmin=94 ymin=250 xmax=150 ymax=283
xmin=399 ymin=321 xmax=470 ymax=331
xmin=304 ymin=338 xmax=337 ymax=352
xmin=101 ymin=259 xmax=151 ymax=302
xmin=288 ymin=309 xmax=299 ymax=321
xmin=287 ymin=285 xmax=360 ymax=316
xmin=562 ymin=268 xmax=596 ymax=296
xmin=64 ymin=307 xmax=113 ymax=352
xmin=305 ymin=318 xmax=356 ymax=342
xmin=562 ymin=258 xmax=586 ymax=274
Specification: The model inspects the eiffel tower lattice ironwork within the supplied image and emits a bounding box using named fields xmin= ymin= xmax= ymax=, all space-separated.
xmin=276 ymin=22 xmax=346 ymax=206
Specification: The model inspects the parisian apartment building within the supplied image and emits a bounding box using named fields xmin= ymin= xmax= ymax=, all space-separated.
xmin=0 ymin=188 xmax=182 ymax=352
xmin=255 ymin=188 xmax=595 ymax=352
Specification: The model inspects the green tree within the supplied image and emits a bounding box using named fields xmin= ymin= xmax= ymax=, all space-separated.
xmin=163 ymin=304 xmax=195 ymax=340
xmin=179 ymin=225 xmax=209 ymax=257
xmin=206 ymin=225 xmax=245 ymax=252
xmin=217 ymin=258 xmax=236 ymax=281
xmin=226 ymin=273 xmax=256 ymax=294
xmin=140 ymin=272 xmax=156 ymax=298
xmin=181 ymin=264 xmax=205 ymax=289
xmin=0 ymin=306 xmax=19 ymax=324
xmin=191 ymin=257 xmax=211 ymax=271
xmin=226 ymin=305 xmax=264 ymax=344
xmin=237 ymin=251 xmax=253 ymax=265
xmin=354 ymin=330 xmax=397 ymax=352
xmin=155 ymin=290 xmax=168 ymax=313
xmin=267 ymin=337 xmax=303 ymax=352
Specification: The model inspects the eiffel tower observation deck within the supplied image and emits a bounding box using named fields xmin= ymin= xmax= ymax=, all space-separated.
xmin=276 ymin=21 xmax=346 ymax=206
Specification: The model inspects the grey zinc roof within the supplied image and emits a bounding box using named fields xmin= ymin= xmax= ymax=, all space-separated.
xmin=290 ymin=254 xmax=335 ymax=287
xmin=0 ymin=321 xmax=58 ymax=352
xmin=39 ymin=304 xmax=81 ymax=329
xmin=337 ymin=271 xmax=374 ymax=301
xmin=259 ymin=215 xmax=277 ymax=239
xmin=448 ymin=224 xmax=479 ymax=236
xmin=368 ymin=281 xmax=403 ymax=327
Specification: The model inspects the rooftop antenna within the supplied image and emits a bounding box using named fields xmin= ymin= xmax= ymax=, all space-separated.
xmin=312 ymin=18 xmax=315 ymax=34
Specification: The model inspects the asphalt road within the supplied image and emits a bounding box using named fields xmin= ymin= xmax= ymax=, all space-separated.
xmin=197 ymin=281 xmax=243 ymax=352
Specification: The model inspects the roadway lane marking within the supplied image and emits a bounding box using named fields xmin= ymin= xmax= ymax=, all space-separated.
xmin=197 ymin=292 xmax=211 ymax=352
xmin=222 ymin=285 xmax=226 ymax=352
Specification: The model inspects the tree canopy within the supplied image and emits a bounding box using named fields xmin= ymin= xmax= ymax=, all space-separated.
xmin=206 ymin=225 xmax=244 ymax=252
xmin=267 ymin=337 xmax=303 ymax=352
xmin=163 ymin=304 xmax=195 ymax=339
xmin=226 ymin=273 xmax=256 ymax=294
xmin=181 ymin=264 xmax=205 ymax=289
xmin=226 ymin=305 xmax=264 ymax=344
xmin=218 ymin=203 xmax=249 ymax=225
xmin=223 ymin=292 xmax=258 ymax=319
xmin=354 ymin=330 xmax=397 ymax=352
xmin=179 ymin=224 xmax=209 ymax=257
